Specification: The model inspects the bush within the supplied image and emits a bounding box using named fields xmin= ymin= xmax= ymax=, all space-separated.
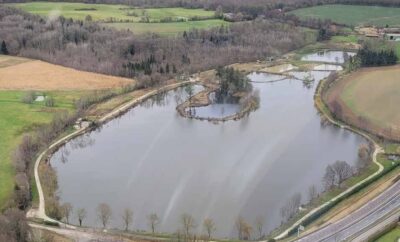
xmin=21 ymin=91 xmax=36 ymax=104
xmin=45 ymin=96 xmax=55 ymax=107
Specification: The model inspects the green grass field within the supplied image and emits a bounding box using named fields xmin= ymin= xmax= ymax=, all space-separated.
xmin=339 ymin=66 xmax=400 ymax=129
xmin=10 ymin=2 xmax=223 ymax=35
xmin=290 ymin=5 xmax=400 ymax=27
xmin=106 ymin=19 xmax=228 ymax=36
xmin=0 ymin=90 xmax=84 ymax=209
xmin=10 ymin=2 xmax=215 ymax=21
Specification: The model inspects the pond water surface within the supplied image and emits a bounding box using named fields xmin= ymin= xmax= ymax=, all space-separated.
xmin=51 ymin=68 xmax=365 ymax=238
xmin=301 ymin=50 xmax=356 ymax=64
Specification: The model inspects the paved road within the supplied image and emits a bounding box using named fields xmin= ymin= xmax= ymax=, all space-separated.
xmin=351 ymin=209 xmax=400 ymax=242
xmin=295 ymin=180 xmax=400 ymax=242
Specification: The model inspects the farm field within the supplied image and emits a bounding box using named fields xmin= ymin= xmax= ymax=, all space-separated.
xmin=0 ymin=57 xmax=133 ymax=90
xmin=105 ymin=19 xmax=228 ymax=36
xmin=0 ymin=55 xmax=131 ymax=208
xmin=326 ymin=65 xmax=400 ymax=139
xmin=10 ymin=2 xmax=224 ymax=35
xmin=290 ymin=5 xmax=400 ymax=27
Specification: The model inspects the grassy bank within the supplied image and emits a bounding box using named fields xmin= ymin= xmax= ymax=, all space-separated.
xmin=290 ymin=5 xmax=400 ymax=27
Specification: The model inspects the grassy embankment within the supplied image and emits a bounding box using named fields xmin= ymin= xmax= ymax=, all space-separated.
xmin=0 ymin=55 xmax=133 ymax=209
xmin=10 ymin=2 xmax=228 ymax=36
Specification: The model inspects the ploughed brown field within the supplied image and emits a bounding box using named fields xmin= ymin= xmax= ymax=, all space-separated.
xmin=326 ymin=65 xmax=400 ymax=140
xmin=0 ymin=55 xmax=133 ymax=90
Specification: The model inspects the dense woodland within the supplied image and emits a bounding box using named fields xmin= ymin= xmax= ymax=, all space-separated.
xmin=0 ymin=6 xmax=312 ymax=86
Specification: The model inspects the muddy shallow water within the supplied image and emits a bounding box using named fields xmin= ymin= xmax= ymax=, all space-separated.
xmin=51 ymin=70 xmax=365 ymax=237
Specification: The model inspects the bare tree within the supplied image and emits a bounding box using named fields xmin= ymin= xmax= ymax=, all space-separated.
xmin=61 ymin=203 xmax=73 ymax=224
xmin=236 ymin=216 xmax=252 ymax=240
xmin=323 ymin=165 xmax=336 ymax=190
xmin=235 ymin=216 xmax=245 ymax=240
xmin=332 ymin=160 xmax=353 ymax=187
xmin=356 ymin=143 xmax=371 ymax=172
xmin=97 ymin=203 xmax=112 ymax=229
xmin=254 ymin=216 xmax=265 ymax=239
xmin=148 ymin=213 xmax=159 ymax=234
xmin=308 ymin=185 xmax=318 ymax=203
xmin=203 ymin=218 xmax=216 ymax=239
xmin=76 ymin=208 xmax=86 ymax=227
xmin=280 ymin=193 xmax=302 ymax=222
xmin=122 ymin=208 xmax=133 ymax=231
xmin=181 ymin=213 xmax=196 ymax=238
xmin=0 ymin=209 xmax=30 ymax=242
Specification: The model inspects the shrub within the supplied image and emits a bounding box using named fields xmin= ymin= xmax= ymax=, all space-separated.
xmin=21 ymin=91 xmax=36 ymax=104
xmin=45 ymin=96 xmax=55 ymax=107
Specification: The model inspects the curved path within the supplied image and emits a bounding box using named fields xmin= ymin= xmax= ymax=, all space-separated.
xmin=27 ymin=80 xmax=198 ymax=229
xmin=274 ymin=77 xmax=385 ymax=240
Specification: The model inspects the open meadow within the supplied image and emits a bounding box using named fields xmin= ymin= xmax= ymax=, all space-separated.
xmin=290 ymin=5 xmax=400 ymax=27
xmin=0 ymin=55 xmax=132 ymax=208
xmin=326 ymin=65 xmax=400 ymax=139
xmin=10 ymin=2 xmax=225 ymax=36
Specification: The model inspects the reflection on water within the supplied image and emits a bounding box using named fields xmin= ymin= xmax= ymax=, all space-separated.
xmin=187 ymin=92 xmax=242 ymax=119
xmin=50 ymin=68 xmax=365 ymax=237
xmin=301 ymin=50 xmax=356 ymax=64
xmin=189 ymin=103 xmax=241 ymax=119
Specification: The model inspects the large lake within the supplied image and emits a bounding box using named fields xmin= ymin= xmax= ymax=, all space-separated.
xmin=51 ymin=68 xmax=365 ymax=237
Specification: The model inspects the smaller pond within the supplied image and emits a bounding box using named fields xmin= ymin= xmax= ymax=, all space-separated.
xmin=301 ymin=50 xmax=356 ymax=64
xmin=314 ymin=64 xmax=343 ymax=71
xmin=387 ymin=154 xmax=400 ymax=161
xmin=187 ymin=92 xmax=241 ymax=119
xmin=189 ymin=104 xmax=241 ymax=119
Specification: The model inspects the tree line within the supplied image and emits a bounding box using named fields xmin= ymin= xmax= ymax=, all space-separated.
xmin=56 ymin=202 xmax=268 ymax=241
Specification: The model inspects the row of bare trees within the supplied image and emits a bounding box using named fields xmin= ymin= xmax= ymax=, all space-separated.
xmin=60 ymin=202 xmax=267 ymax=240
